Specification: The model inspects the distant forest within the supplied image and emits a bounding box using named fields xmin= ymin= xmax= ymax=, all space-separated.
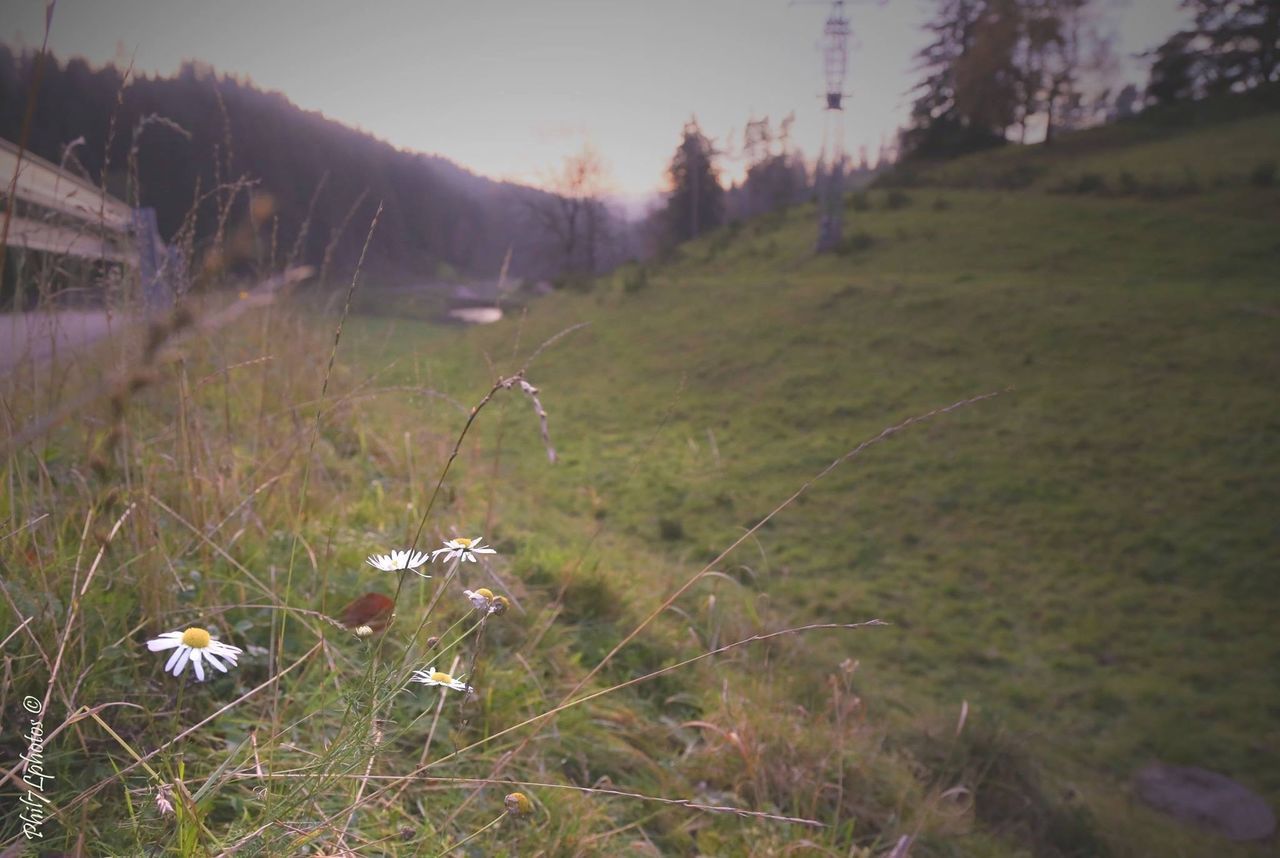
xmin=0 ymin=46 xmax=563 ymax=285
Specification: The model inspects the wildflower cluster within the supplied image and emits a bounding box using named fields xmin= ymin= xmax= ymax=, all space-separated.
xmin=144 ymin=536 xmax=504 ymax=690
xmin=141 ymin=533 xmax=517 ymax=845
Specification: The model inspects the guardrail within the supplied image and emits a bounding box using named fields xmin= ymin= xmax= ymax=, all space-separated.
xmin=2 ymin=136 xmax=179 ymax=307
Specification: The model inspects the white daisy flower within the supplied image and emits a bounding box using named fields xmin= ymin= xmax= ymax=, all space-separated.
xmin=430 ymin=536 xmax=497 ymax=564
xmin=410 ymin=666 xmax=473 ymax=693
xmin=146 ymin=627 xmax=243 ymax=682
xmin=366 ymin=548 xmax=431 ymax=576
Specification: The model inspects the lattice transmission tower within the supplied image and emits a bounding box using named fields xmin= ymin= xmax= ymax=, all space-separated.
xmin=816 ymin=0 xmax=851 ymax=252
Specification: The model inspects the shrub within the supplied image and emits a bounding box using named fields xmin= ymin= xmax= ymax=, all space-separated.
xmin=1249 ymin=159 xmax=1276 ymax=188
xmin=884 ymin=189 xmax=913 ymax=210
xmin=835 ymin=231 xmax=877 ymax=256
xmin=997 ymin=163 xmax=1047 ymax=189
xmin=1050 ymin=173 xmax=1106 ymax=195
xmin=1178 ymin=167 xmax=1202 ymax=195
xmin=622 ymin=265 xmax=649 ymax=294
xmin=907 ymin=720 xmax=1112 ymax=858
xmin=658 ymin=516 xmax=686 ymax=541
xmin=1076 ymin=173 xmax=1107 ymax=194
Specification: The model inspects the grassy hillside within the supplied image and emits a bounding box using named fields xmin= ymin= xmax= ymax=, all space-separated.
xmin=898 ymin=90 xmax=1280 ymax=212
xmin=2 ymin=106 xmax=1276 ymax=856
xmin=340 ymin=111 xmax=1280 ymax=853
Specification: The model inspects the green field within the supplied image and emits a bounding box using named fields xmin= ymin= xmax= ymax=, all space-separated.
xmin=342 ymin=109 xmax=1280 ymax=853
xmin=3 ymin=105 xmax=1278 ymax=856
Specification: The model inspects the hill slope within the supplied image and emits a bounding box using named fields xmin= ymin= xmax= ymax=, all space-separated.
xmin=0 ymin=46 xmax=558 ymax=283
xmin=5 ymin=103 xmax=1275 ymax=856
xmin=342 ymin=108 xmax=1280 ymax=854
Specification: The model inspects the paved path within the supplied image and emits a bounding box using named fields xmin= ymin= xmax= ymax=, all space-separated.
xmin=1 ymin=309 xmax=123 ymax=374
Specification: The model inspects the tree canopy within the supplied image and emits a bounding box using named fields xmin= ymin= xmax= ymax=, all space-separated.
xmin=902 ymin=0 xmax=1111 ymax=158
xmin=1147 ymin=0 xmax=1280 ymax=105
xmin=662 ymin=118 xmax=724 ymax=246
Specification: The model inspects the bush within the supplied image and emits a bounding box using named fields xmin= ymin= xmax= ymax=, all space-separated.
xmin=1050 ymin=173 xmax=1106 ymax=195
xmin=907 ymin=720 xmax=1112 ymax=858
xmin=997 ymin=163 xmax=1047 ymax=189
xmin=658 ymin=516 xmax=685 ymax=541
xmin=835 ymin=231 xmax=877 ymax=256
xmin=849 ymin=191 xmax=871 ymax=211
xmin=884 ymin=189 xmax=912 ymax=210
xmin=1178 ymin=167 xmax=1202 ymax=194
xmin=1249 ymin=159 xmax=1276 ymax=188
xmin=622 ymin=265 xmax=649 ymax=294
xmin=1075 ymin=173 xmax=1107 ymax=194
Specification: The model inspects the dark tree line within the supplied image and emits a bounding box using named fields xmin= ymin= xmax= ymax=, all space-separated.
xmin=1147 ymin=0 xmax=1279 ymax=104
xmin=650 ymin=114 xmax=819 ymax=252
xmin=904 ymin=0 xmax=1279 ymax=160
xmin=903 ymin=0 xmax=1112 ymax=158
xmin=0 ymin=46 xmax=564 ymax=285
xmin=724 ymin=113 xmax=810 ymax=222
xmin=661 ymin=117 xmax=725 ymax=245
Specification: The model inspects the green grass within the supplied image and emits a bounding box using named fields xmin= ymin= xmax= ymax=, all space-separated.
xmin=3 ymin=103 xmax=1278 ymax=856
xmin=340 ymin=118 xmax=1280 ymax=854
xmin=902 ymin=94 xmax=1280 ymax=210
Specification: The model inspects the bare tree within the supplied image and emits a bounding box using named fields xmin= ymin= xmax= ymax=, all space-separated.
xmin=530 ymin=144 xmax=611 ymax=277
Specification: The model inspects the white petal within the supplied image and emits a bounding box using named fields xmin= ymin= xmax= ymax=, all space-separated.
xmin=210 ymin=642 xmax=243 ymax=659
xmin=171 ymin=648 xmax=192 ymax=676
xmin=204 ymin=651 xmax=228 ymax=672
xmin=191 ymin=649 xmax=205 ymax=681
xmin=148 ymin=638 xmax=182 ymax=652
xmin=165 ymin=646 xmax=187 ymax=673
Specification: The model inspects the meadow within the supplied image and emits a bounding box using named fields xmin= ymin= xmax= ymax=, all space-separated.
xmin=1 ymin=104 xmax=1277 ymax=856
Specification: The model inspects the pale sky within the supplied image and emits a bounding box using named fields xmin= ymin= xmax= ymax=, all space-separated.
xmin=6 ymin=0 xmax=1189 ymax=204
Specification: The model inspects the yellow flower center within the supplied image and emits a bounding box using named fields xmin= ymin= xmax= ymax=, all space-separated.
xmin=474 ymin=587 xmax=494 ymax=600
xmin=454 ymin=537 xmax=472 ymax=547
xmin=430 ymin=672 xmax=454 ymax=685
xmin=181 ymin=627 xmax=212 ymax=649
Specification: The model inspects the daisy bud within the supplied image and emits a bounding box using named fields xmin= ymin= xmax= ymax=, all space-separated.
xmin=505 ymin=791 xmax=533 ymax=818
